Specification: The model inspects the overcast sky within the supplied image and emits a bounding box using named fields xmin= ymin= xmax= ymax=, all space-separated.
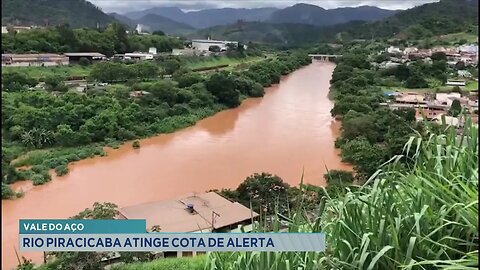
xmin=90 ymin=0 xmax=439 ymax=13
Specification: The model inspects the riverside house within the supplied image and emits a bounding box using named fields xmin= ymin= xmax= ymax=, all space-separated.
xmin=118 ymin=192 xmax=259 ymax=258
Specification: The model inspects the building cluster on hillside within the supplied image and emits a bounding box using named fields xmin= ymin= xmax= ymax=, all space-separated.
xmin=1 ymin=25 xmax=40 ymax=34
xmin=1 ymin=37 xmax=245 ymax=66
xmin=378 ymin=44 xmax=479 ymax=69
xmin=381 ymin=90 xmax=478 ymax=127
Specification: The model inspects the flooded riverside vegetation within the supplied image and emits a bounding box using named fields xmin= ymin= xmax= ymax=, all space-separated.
xmin=2 ymin=60 xmax=351 ymax=268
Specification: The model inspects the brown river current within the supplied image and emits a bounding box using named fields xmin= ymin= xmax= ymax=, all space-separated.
xmin=2 ymin=62 xmax=351 ymax=269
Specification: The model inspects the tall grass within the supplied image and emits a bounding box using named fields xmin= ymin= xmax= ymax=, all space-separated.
xmin=205 ymin=119 xmax=478 ymax=269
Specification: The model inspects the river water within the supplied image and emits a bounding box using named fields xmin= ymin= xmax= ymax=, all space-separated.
xmin=1 ymin=62 xmax=350 ymax=269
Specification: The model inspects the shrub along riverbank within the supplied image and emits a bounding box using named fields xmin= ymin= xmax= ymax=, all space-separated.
xmin=1 ymin=51 xmax=312 ymax=199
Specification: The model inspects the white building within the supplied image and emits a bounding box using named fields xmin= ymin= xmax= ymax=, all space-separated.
xmin=446 ymin=80 xmax=466 ymax=87
xmin=458 ymin=70 xmax=472 ymax=78
xmin=135 ymin=24 xmax=150 ymax=34
xmin=458 ymin=44 xmax=478 ymax=54
xmin=191 ymin=39 xmax=239 ymax=52
xmin=124 ymin=53 xmax=154 ymax=61
xmin=1 ymin=26 xmax=7 ymax=34
xmin=403 ymin=47 xmax=418 ymax=55
xmin=387 ymin=46 xmax=402 ymax=54
xmin=148 ymin=47 xmax=157 ymax=55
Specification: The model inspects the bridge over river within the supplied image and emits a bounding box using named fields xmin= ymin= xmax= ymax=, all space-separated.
xmin=308 ymin=54 xmax=342 ymax=62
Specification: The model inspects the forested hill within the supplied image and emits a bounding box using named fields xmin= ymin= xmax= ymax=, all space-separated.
xmin=1 ymin=0 xmax=115 ymax=28
xmin=191 ymin=21 xmax=364 ymax=46
xmin=340 ymin=0 xmax=479 ymax=40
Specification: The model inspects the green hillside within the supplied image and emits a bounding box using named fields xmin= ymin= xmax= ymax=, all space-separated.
xmin=1 ymin=0 xmax=115 ymax=28
xmin=340 ymin=0 xmax=478 ymax=40
xmin=192 ymin=20 xmax=362 ymax=46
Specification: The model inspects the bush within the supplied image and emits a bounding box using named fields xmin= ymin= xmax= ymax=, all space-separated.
xmin=132 ymin=140 xmax=140 ymax=149
xmin=325 ymin=170 xmax=354 ymax=184
xmin=55 ymin=164 xmax=69 ymax=176
xmin=31 ymin=165 xmax=48 ymax=173
xmin=31 ymin=174 xmax=48 ymax=185
xmin=42 ymin=157 xmax=69 ymax=169
xmin=2 ymin=183 xmax=14 ymax=199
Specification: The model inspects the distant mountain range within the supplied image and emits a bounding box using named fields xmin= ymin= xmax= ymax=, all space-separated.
xmin=123 ymin=7 xmax=279 ymax=29
xmin=121 ymin=4 xmax=397 ymax=30
xmin=189 ymin=0 xmax=478 ymax=45
xmin=267 ymin=4 xmax=397 ymax=26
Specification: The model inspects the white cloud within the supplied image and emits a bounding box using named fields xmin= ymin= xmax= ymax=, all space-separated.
xmin=90 ymin=0 xmax=439 ymax=13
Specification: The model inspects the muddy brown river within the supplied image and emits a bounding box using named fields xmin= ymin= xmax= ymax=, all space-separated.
xmin=2 ymin=62 xmax=351 ymax=269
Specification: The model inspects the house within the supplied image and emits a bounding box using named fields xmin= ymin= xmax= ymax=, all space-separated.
xmin=458 ymin=44 xmax=478 ymax=54
xmin=129 ymin=90 xmax=150 ymax=98
xmin=379 ymin=61 xmax=401 ymax=69
xmin=446 ymin=80 xmax=466 ymax=87
xmin=403 ymin=47 xmax=418 ymax=55
xmin=124 ymin=52 xmax=154 ymax=61
xmin=1 ymin=53 xmax=69 ymax=67
xmin=1 ymin=26 xmax=7 ymax=34
xmin=64 ymin=52 xmax=106 ymax=63
xmin=386 ymin=46 xmax=402 ymax=54
xmin=436 ymin=92 xmax=462 ymax=106
xmin=191 ymin=38 xmax=240 ymax=52
xmin=395 ymin=93 xmax=427 ymax=106
xmin=148 ymin=47 xmax=157 ymax=55
xmin=118 ymin=192 xmax=259 ymax=258
xmin=458 ymin=70 xmax=472 ymax=78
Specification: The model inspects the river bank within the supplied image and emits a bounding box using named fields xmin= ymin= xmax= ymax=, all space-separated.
xmin=2 ymin=62 xmax=350 ymax=269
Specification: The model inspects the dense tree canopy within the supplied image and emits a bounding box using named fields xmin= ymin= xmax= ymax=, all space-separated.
xmin=1 ymin=23 xmax=183 ymax=56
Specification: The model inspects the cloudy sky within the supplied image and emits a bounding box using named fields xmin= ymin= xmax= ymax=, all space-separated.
xmin=90 ymin=0 xmax=439 ymax=13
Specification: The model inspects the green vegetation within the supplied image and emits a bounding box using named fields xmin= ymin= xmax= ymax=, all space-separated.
xmin=54 ymin=164 xmax=69 ymax=176
xmin=465 ymin=80 xmax=479 ymax=91
xmin=341 ymin=0 xmax=478 ymax=40
xmin=435 ymin=32 xmax=479 ymax=45
xmin=2 ymin=65 xmax=91 ymax=80
xmin=111 ymin=256 xmax=206 ymax=270
xmin=1 ymin=0 xmax=115 ymax=28
xmin=205 ymin=119 xmax=478 ymax=269
xmin=1 ymin=23 xmax=183 ymax=56
xmin=185 ymin=56 xmax=265 ymax=71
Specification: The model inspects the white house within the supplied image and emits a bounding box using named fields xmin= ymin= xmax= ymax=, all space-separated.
xmin=458 ymin=44 xmax=478 ymax=54
xmin=458 ymin=70 xmax=472 ymax=78
xmin=446 ymin=80 xmax=466 ymax=87
xmin=403 ymin=47 xmax=418 ymax=55
xmin=191 ymin=38 xmax=240 ymax=52
xmin=124 ymin=53 xmax=154 ymax=61
xmin=387 ymin=46 xmax=402 ymax=54
xmin=148 ymin=47 xmax=157 ymax=55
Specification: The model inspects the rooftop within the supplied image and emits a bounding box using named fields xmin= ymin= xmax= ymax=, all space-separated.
xmin=64 ymin=52 xmax=106 ymax=57
xmin=118 ymin=192 xmax=258 ymax=233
